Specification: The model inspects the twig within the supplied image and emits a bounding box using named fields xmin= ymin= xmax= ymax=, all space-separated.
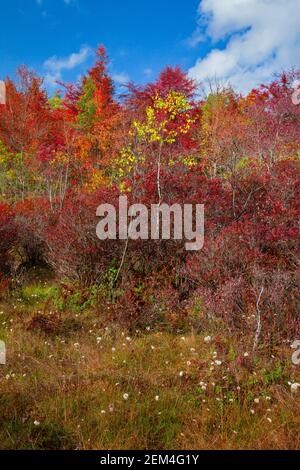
xmin=253 ymin=285 xmax=264 ymax=352
xmin=111 ymin=238 xmax=129 ymax=294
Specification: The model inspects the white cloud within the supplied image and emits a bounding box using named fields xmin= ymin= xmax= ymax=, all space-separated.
xmin=143 ymin=68 xmax=153 ymax=77
xmin=186 ymin=27 xmax=206 ymax=48
xmin=112 ymin=72 xmax=130 ymax=85
xmin=36 ymin=0 xmax=77 ymax=19
xmin=188 ymin=0 xmax=300 ymax=93
xmin=44 ymin=46 xmax=91 ymax=87
xmin=36 ymin=0 xmax=75 ymax=6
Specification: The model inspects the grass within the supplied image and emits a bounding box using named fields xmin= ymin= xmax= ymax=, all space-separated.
xmin=0 ymin=281 xmax=299 ymax=450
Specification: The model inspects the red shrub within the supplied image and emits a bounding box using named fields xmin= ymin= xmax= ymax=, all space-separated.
xmin=0 ymin=202 xmax=16 ymax=273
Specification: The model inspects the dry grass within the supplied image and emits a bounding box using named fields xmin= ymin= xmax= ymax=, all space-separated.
xmin=0 ymin=282 xmax=299 ymax=450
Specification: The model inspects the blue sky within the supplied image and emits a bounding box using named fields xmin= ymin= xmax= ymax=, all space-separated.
xmin=0 ymin=1 xmax=299 ymax=94
xmin=0 ymin=0 xmax=205 ymax=91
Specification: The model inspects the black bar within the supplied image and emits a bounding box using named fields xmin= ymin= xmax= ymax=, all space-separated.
xmin=0 ymin=450 xmax=299 ymax=467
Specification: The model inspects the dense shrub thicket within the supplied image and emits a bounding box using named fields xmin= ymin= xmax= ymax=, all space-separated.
xmin=0 ymin=48 xmax=299 ymax=339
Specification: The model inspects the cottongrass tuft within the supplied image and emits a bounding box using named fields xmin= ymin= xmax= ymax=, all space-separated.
xmin=290 ymin=383 xmax=300 ymax=394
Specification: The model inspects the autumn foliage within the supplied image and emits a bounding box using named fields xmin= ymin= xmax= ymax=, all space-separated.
xmin=0 ymin=47 xmax=299 ymax=339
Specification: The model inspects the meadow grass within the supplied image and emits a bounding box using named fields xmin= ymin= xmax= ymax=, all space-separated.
xmin=0 ymin=282 xmax=299 ymax=450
